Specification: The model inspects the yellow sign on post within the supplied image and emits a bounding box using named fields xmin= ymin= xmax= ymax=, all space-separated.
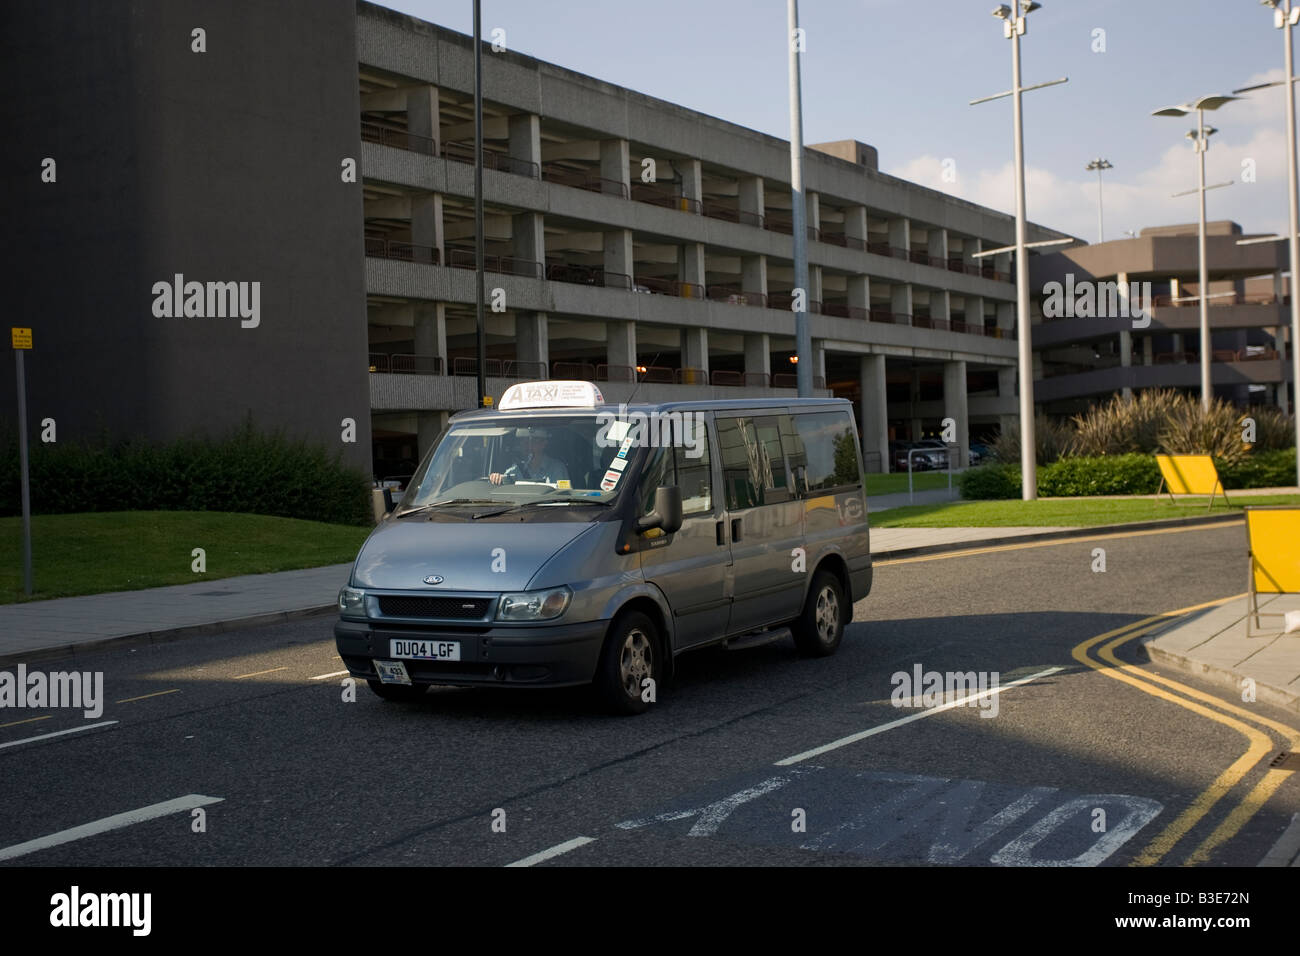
xmin=11 ymin=328 xmax=32 ymax=350
xmin=1154 ymin=454 xmax=1229 ymax=509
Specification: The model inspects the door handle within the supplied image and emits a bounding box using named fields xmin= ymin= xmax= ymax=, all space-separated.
xmin=715 ymin=520 xmax=726 ymax=546
xmin=731 ymin=518 xmax=743 ymax=543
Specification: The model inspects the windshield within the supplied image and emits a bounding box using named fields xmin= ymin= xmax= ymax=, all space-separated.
xmin=397 ymin=414 xmax=638 ymax=514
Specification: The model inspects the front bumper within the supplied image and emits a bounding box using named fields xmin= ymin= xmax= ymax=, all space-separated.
xmin=334 ymin=618 xmax=608 ymax=688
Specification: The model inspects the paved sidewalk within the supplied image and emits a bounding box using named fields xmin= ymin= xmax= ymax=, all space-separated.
xmin=870 ymin=526 xmax=1076 ymax=554
xmin=0 ymin=564 xmax=352 ymax=665
xmin=1145 ymin=593 xmax=1300 ymax=714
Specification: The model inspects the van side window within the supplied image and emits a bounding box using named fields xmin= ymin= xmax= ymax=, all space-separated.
xmin=792 ymin=411 xmax=860 ymax=494
xmin=639 ymin=420 xmax=714 ymax=517
xmin=717 ymin=416 xmax=790 ymax=509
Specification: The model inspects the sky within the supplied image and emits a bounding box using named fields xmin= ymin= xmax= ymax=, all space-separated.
xmin=379 ymin=0 xmax=1299 ymax=243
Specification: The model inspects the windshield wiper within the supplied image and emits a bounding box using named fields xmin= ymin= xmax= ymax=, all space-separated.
xmin=470 ymin=498 xmax=612 ymax=519
xmin=395 ymin=498 xmax=501 ymax=518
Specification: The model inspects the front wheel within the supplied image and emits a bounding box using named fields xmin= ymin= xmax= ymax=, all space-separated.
xmin=593 ymin=611 xmax=659 ymax=715
xmin=792 ymin=570 xmax=846 ymax=657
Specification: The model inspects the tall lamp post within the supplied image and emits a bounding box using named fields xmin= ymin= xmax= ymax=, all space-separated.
xmin=1085 ymin=158 xmax=1113 ymax=243
xmin=1153 ymin=94 xmax=1239 ymax=410
xmin=788 ymin=0 xmax=811 ymax=397
xmin=974 ymin=1 xmax=1066 ymax=501
xmin=1234 ymin=0 xmax=1300 ymax=483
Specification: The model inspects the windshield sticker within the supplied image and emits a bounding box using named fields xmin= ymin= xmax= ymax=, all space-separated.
xmin=600 ymin=469 xmax=622 ymax=491
xmin=609 ymin=457 xmax=627 ymax=472
xmin=557 ymin=479 xmax=572 ymax=489
xmin=606 ymin=420 xmax=631 ymax=442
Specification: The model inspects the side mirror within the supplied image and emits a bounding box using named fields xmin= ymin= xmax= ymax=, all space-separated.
xmin=636 ymin=486 xmax=683 ymax=535
xmin=383 ymin=487 xmax=397 ymax=513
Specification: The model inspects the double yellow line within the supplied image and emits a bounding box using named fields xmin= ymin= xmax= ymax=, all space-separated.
xmin=1070 ymin=596 xmax=1300 ymax=866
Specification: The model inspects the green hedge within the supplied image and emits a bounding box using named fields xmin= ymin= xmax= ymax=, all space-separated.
xmin=959 ymin=449 xmax=1297 ymax=499
xmin=957 ymin=464 xmax=1021 ymax=500
xmin=0 ymin=420 xmax=373 ymax=525
xmin=1038 ymin=454 xmax=1160 ymax=497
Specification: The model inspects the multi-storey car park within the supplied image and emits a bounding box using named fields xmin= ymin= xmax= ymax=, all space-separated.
xmin=1030 ymin=221 xmax=1294 ymax=417
xmin=353 ymin=2 xmax=1072 ymax=477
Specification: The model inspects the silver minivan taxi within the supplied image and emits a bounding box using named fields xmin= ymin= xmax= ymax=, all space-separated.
xmin=335 ymin=380 xmax=872 ymax=714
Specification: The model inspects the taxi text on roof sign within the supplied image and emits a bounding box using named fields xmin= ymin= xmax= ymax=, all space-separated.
xmin=498 ymin=380 xmax=604 ymax=411
xmin=11 ymin=328 xmax=33 ymax=350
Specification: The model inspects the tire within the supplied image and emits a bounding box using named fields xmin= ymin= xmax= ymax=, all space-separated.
xmin=792 ymin=570 xmax=846 ymax=657
xmin=593 ymin=611 xmax=659 ymax=715
xmin=367 ymin=679 xmax=428 ymax=702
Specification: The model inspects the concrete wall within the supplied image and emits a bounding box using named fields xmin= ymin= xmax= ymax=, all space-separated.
xmin=1 ymin=0 xmax=371 ymax=469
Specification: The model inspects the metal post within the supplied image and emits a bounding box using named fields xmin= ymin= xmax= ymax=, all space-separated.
xmin=1011 ymin=4 xmax=1036 ymax=500
xmin=473 ymin=0 xmax=487 ymax=406
xmin=15 ymin=350 xmax=32 ymax=596
xmin=1284 ymin=0 xmax=1300 ymax=484
xmin=1197 ymin=107 xmax=1211 ymax=409
xmin=788 ymin=0 xmax=811 ymax=397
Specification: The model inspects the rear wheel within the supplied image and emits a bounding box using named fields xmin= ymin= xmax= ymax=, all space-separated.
xmin=792 ymin=569 xmax=846 ymax=657
xmin=367 ymin=679 xmax=428 ymax=702
xmin=593 ymin=611 xmax=659 ymax=715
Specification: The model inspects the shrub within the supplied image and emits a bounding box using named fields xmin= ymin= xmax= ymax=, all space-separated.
xmin=1068 ymin=389 xmax=1186 ymax=457
xmin=991 ymin=415 xmax=1073 ymax=465
xmin=1037 ymin=454 xmax=1160 ymax=497
xmin=1215 ymin=448 xmax=1297 ymax=489
xmin=958 ymin=463 xmax=1021 ymax=500
xmin=0 ymin=418 xmax=372 ymax=525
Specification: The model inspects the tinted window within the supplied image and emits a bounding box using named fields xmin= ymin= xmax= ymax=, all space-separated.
xmin=717 ymin=415 xmax=791 ymax=509
xmin=792 ymin=411 xmax=860 ymax=494
xmin=639 ymin=418 xmax=713 ymax=516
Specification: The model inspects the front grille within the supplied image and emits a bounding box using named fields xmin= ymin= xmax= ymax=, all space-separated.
xmin=377 ymin=595 xmax=491 ymax=619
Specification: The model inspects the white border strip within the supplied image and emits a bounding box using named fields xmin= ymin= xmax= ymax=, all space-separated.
xmin=774 ymin=666 xmax=1064 ymax=766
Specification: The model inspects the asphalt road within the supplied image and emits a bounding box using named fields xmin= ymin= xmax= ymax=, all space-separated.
xmin=1 ymin=522 xmax=1297 ymax=868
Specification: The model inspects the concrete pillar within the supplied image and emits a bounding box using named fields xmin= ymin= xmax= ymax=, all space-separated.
xmin=516 ymin=312 xmax=548 ymax=369
xmin=963 ymin=237 xmax=983 ymax=270
xmin=845 ymin=205 xmax=868 ymax=247
xmin=927 ymin=228 xmax=948 ymax=265
xmin=888 ymin=217 xmax=910 ymax=255
xmin=679 ymin=242 xmax=706 ymax=295
xmin=909 ymin=367 xmax=922 ymax=440
xmin=996 ymin=301 xmax=1015 ymax=332
xmin=943 ymin=360 xmax=969 ymax=468
xmin=513 ymin=211 xmax=545 ymax=267
xmin=891 ymin=283 xmax=913 ymax=322
xmin=680 ymin=158 xmax=703 ymax=204
xmin=967 ymin=295 xmax=985 ymax=330
xmin=412 ymin=194 xmax=444 ymax=262
xmin=682 ymin=327 xmax=709 ymax=379
xmin=998 ymin=366 xmax=1016 ymax=400
xmin=742 ymin=254 xmax=767 ymax=295
xmin=739 ymin=176 xmax=764 ymax=220
xmin=414 ymin=303 xmax=447 ymax=371
xmin=604 ymin=228 xmax=634 ymax=282
xmin=1119 ymin=328 xmax=1133 ymax=400
xmin=744 ymin=334 xmax=770 ymax=381
xmin=607 ymin=320 xmax=637 ymax=377
xmin=600 ymin=138 xmax=631 ymax=195
xmin=810 ymin=340 xmax=826 ymax=386
xmin=406 ymin=85 xmax=440 ymax=155
xmin=809 ymin=265 xmax=823 ymax=308
xmin=859 ymin=354 xmax=889 ymax=474
xmin=509 ymin=113 xmax=541 ymax=169
xmin=1276 ymin=274 xmax=1289 ymax=413
xmin=995 ymin=251 xmax=1012 ymax=283
xmin=931 ymin=289 xmax=950 ymax=322
xmin=417 ymin=410 xmax=450 ymax=460
xmin=806 ymin=190 xmax=821 ymax=237
xmin=1142 ymin=335 xmax=1154 ymax=366
xmin=848 ymin=275 xmax=870 ymax=316
xmin=1172 ymin=332 xmax=1185 ymax=361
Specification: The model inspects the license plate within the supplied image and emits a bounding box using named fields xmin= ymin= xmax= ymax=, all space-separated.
xmin=374 ymin=659 xmax=411 ymax=685
xmin=389 ymin=638 xmax=461 ymax=661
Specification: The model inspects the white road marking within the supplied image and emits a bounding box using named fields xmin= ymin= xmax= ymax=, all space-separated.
xmin=774 ymin=666 xmax=1064 ymax=766
xmin=0 ymin=721 xmax=119 ymax=751
xmin=310 ymin=670 xmax=349 ymax=680
xmin=0 ymin=794 xmax=224 ymax=862
xmin=505 ymin=836 xmax=596 ymax=867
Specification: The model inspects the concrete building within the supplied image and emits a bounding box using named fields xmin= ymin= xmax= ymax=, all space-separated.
xmin=4 ymin=0 xmax=1072 ymax=478
xmin=1030 ymin=221 xmax=1293 ymax=416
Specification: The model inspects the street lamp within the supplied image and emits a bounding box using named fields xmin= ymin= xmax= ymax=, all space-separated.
xmin=1153 ymin=93 xmax=1240 ymax=410
xmin=975 ymin=0 xmax=1064 ymax=501
xmin=1085 ymin=158 xmax=1113 ymax=243
xmin=1234 ymin=0 xmax=1300 ymax=486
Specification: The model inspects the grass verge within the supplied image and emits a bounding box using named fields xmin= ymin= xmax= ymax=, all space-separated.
xmin=872 ymin=494 xmax=1300 ymax=528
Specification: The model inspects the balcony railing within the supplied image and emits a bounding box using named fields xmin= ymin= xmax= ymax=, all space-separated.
xmin=545 ymin=262 xmax=632 ymax=289
xmin=629 ymin=184 xmax=702 ymax=215
xmin=771 ymin=373 xmax=827 ymax=389
xmin=446 ymin=247 xmax=543 ymax=278
xmin=818 ymin=233 xmax=867 ymax=250
xmin=768 ymin=293 xmax=822 ymax=313
xmin=364 ymin=237 xmax=440 ymax=265
xmin=822 ymin=303 xmax=869 ymax=320
xmin=701 ymin=200 xmax=764 ymax=228
xmin=1150 ymin=292 xmax=1291 ymax=307
xmin=440 ymin=140 xmax=540 ymax=178
xmin=541 ymin=165 xmax=629 ymax=199
xmin=360 ymin=120 xmax=436 ymax=156
xmin=706 ymin=286 xmax=768 ymax=308
xmin=368 ymin=353 xmax=446 ymax=375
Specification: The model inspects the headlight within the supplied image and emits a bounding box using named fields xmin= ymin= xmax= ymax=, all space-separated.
xmin=496 ymin=586 xmax=572 ymax=621
xmin=338 ymin=586 xmax=366 ymax=617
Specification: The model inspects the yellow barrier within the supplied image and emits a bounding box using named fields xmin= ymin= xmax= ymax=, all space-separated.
xmin=1155 ymin=454 xmax=1229 ymax=510
xmin=1246 ymin=506 xmax=1300 ymax=638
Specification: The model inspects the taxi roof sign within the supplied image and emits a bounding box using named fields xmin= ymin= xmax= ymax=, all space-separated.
xmin=498 ymin=380 xmax=604 ymax=411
